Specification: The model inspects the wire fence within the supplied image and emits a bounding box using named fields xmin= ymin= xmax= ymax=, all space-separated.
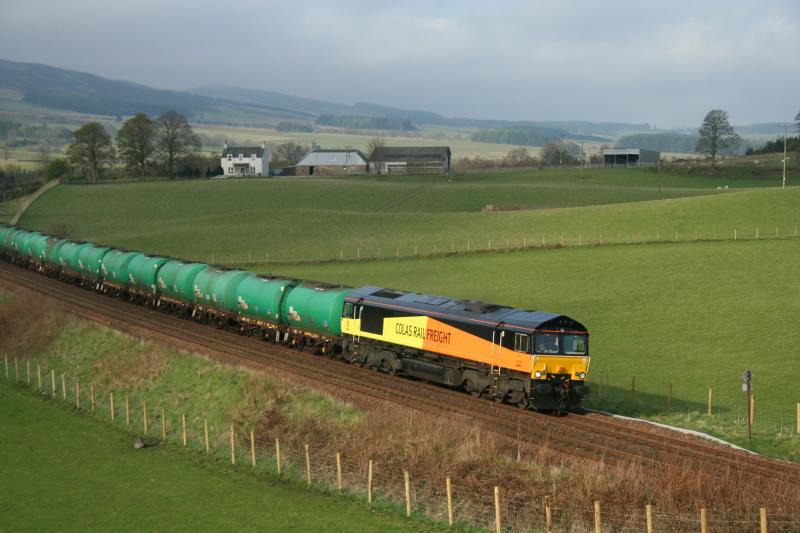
xmin=203 ymin=225 xmax=800 ymax=267
xmin=4 ymin=354 xmax=799 ymax=533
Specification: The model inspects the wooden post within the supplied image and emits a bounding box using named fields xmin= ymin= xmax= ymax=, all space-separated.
xmin=26 ymin=358 xmax=30 ymax=384
xmin=182 ymin=414 xmax=187 ymax=446
xmin=336 ymin=452 xmax=342 ymax=492
xmin=545 ymin=496 xmax=553 ymax=533
xmin=756 ymin=227 xmax=759 ymax=240
xmin=493 ymin=486 xmax=501 ymax=533
xmin=760 ymin=507 xmax=767 ymax=533
xmin=598 ymin=369 xmax=603 ymax=398
xmin=707 ymin=387 xmax=713 ymax=416
xmin=404 ymin=470 xmax=412 ymax=517
xmin=631 ymin=376 xmax=636 ymax=401
xmin=230 ymin=425 xmax=236 ymax=465
xmin=750 ymin=395 xmax=755 ymax=425
xmin=161 ymin=408 xmax=166 ymax=440
xmin=699 ymin=508 xmax=707 ymax=533
xmin=304 ymin=444 xmax=311 ymax=486
xmin=674 ymin=230 xmax=678 ymax=241
xmin=250 ymin=431 xmax=256 ymax=468
xmin=14 ymin=356 xmax=18 ymax=382
xmin=796 ymin=402 xmax=799 ymax=435
xmin=37 ymin=362 xmax=42 ymax=390
xmin=75 ymin=379 xmax=80 ymax=409
xmin=110 ymin=392 xmax=115 ymax=421
xmin=594 ymin=500 xmax=601 ymax=533
xmin=367 ymin=459 xmax=373 ymax=504
xmin=646 ymin=504 xmax=653 ymax=533
xmin=560 ymin=235 xmax=564 ymax=246
xmin=125 ymin=395 xmax=130 ymax=425
xmin=3 ymin=354 xmax=7 ymax=379
xmin=90 ymin=385 xmax=96 ymax=413
xmin=50 ymin=369 xmax=56 ymax=398
xmin=275 ymin=438 xmax=282 ymax=476
xmin=668 ymin=383 xmax=672 ymax=411
xmin=61 ymin=373 xmax=66 ymax=400
xmin=446 ymin=477 xmax=453 ymax=526
xmin=734 ymin=228 xmax=737 ymax=240
xmin=143 ymin=401 xmax=148 ymax=434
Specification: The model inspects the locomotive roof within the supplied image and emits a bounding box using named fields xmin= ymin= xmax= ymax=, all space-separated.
xmin=346 ymin=286 xmax=586 ymax=333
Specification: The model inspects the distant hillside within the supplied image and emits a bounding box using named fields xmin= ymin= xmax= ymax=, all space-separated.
xmin=472 ymin=126 xmax=610 ymax=147
xmin=0 ymin=59 xmax=312 ymax=123
xmin=615 ymin=132 xmax=699 ymax=153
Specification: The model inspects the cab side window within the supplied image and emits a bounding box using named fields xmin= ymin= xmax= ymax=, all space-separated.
xmin=513 ymin=333 xmax=530 ymax=353
xmin=342 ymin=303 xmax=355 ymax=318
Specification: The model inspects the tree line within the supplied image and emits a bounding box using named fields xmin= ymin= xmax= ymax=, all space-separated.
xmin=59 ymin=111 xmax=208 ymax=183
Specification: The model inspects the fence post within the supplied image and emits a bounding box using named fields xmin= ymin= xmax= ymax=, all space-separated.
xmin=204 ymin=419 xmax=209 ymax=453
xmin=50 ymin=369 xmax=55 ymax=398
xmin=668 ymin=383 xmax=672 ymax=411
xmin=631 ymin=376 xmax=636 ymax=401
xmin=336 ymin=452 xmax=343 ymax=492
xmin=250 ymin=431 xmax=256 ymax=468
xmin=796 ymin=402 xmax=799 ymax=435
xmin=756 ymin=227 xmax=759 ymax=240
xmin=230 ymin=425 xmax=236 ymax=465
xmin=61 ymin=373 xmax=66 ymax=400
xmin=91 ymin=385 xmax=95 ymax=413
xmin=750 ymin=395 xmax=755 ymax=425
xmin=700 ymin=508 xmax=708 ymax=533
xmin=161 ymin=408 xmax=166 ymax=440
xmin=110 ymin=392 xmax=115 ymax=421
xmin=707 ymin=387 xmax=712 ymax=416
xmin=404 ymin=470 xmax=412 ymax=517
xmin=760 ymin=508 xmax=767 ymax=533
xmin=75 ymin=379 xmax=80 ymax=410
xmin=545 ymin=496 xmax=553 ymax=533
xmin=26 ymin=358 xmax=30 ymax=384
xmin=143 ymin=401 xmax=149 ymax=434
xmin=305 ymin=444 xmax=312 ymax=486
xmin=646 ymin=504 xmax=653 ymax=533
xmin=182 ymin=414 xmax=187 ymax=446
xmin=275 ymin=438 xmax=281 ymax=476
xmin=14 ymin=356 xmax=18 ymax=382
xmin=594 ymin=500 xmax=601 ymax=533
xmin=3 ymin=354 xmax=7 ymax=379
xmin=598 ymin=369 xmax=603 ymax=398
xmin=446 ymin=477 xmax=453 ymax=526
xmin=37 ymin=362 xmax=42 ymax=390
xmin=493 ymin=486 xmax=501 ymax=533
xmin=367 ymin=459 xmax=373 ymax=504
xmin=125 ymin=396 xmax=130 ymax=426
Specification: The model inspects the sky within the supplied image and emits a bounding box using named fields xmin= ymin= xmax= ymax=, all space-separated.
xmin=1 ymin=0 xmax=799 ymax=127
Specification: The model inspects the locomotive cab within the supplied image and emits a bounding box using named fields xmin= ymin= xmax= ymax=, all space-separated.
xmin=530 ymin=326 xmax=590 ymax=411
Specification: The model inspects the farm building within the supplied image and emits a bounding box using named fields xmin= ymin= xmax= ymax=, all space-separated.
xmin=221 ymin=141 xmax=269 ymax=177
xmin=369 ymin=146 xmax=451 ymax=176
xmin=603 ymin=148 xmax=660 ymax=167
xmin=293 ymin=149 xmax=369 ymax=176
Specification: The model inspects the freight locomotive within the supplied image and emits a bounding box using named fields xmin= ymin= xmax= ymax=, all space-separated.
xmin=0 ymin=224 xmax=590 ymax=411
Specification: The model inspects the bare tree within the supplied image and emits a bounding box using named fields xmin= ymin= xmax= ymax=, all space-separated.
xmin=269 ymin=141 xmax=308 ymax=169
xmin=696 ymin=109 xmax=741 ymax=169
xmin=66 ymin=122 xmax=115 ymax=182
xmin=117 ymin=113 xmax=156 ymax=179
xmin=366 ymin=136 xmax=385 ymax=157
xmin=795 ymin=110 xmax=800 ymax=134
xmin=155 ymin=111 xmax=200 ymax=177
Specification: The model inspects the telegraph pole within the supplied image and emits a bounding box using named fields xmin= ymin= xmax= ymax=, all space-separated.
xmin=743 ymin=369 xmax=752 ymax=447
xmin=782 ymin=124 xmax=788 ymax=188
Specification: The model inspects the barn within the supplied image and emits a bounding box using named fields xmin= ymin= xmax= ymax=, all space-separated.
xmin=603 ymin=148 xmax=660 ymax=167
xmin=293 ymin=149 xmax=369 ymax=176
xmin=369 ymin=146 xmax=451 ymax=176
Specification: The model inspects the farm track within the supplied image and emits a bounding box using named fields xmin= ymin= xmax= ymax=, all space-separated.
xmin=1 ymin=261 xmax=798 ymax=487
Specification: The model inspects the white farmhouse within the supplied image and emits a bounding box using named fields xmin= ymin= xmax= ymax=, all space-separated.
xmin=221 ymin=141 xmax=269 ymax=177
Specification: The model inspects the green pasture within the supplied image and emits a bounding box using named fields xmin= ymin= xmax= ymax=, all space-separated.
xmin=0 ymin=382 xmax=443 ymax=533
xmin=269 ymin=239 xmax=800 ymax=456
xmin=18 ymin=168 xmax=796 ymax=263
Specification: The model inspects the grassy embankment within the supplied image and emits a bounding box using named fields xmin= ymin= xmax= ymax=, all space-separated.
xmin=0 ymin=381 xmax=448 ymax=533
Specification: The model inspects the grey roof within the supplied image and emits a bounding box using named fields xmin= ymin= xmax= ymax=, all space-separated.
xmin=295 ymin=149 xmax=368 ymax=167
xmin=346 ymin=286 xmax=586 ymax=333
xmin=223 ymin=145 xmax=266 ymax=157
xmin=369 ymin=146 xmax=451 ymax=162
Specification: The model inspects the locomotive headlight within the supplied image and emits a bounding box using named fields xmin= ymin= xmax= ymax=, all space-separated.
xmin=578 ymin=372 xmax=586 ymax=379
xmin=534 ymin=371 xmax=543 ymax=378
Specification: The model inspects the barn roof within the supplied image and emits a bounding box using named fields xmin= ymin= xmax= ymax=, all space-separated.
xmin=369 ymin=146 xmax=451 ymax=162
xmin=295 ymin=149 xmax=369 ymax=167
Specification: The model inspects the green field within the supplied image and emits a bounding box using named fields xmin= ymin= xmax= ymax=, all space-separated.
xmin=18 ymin=168 xmax=794 ymax=263
xmin=0 ymin=382 xmax=446 ymax=533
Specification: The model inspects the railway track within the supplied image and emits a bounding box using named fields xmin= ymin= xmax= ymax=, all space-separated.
xmin=1 ymin=261 xmax=798 ymax=487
